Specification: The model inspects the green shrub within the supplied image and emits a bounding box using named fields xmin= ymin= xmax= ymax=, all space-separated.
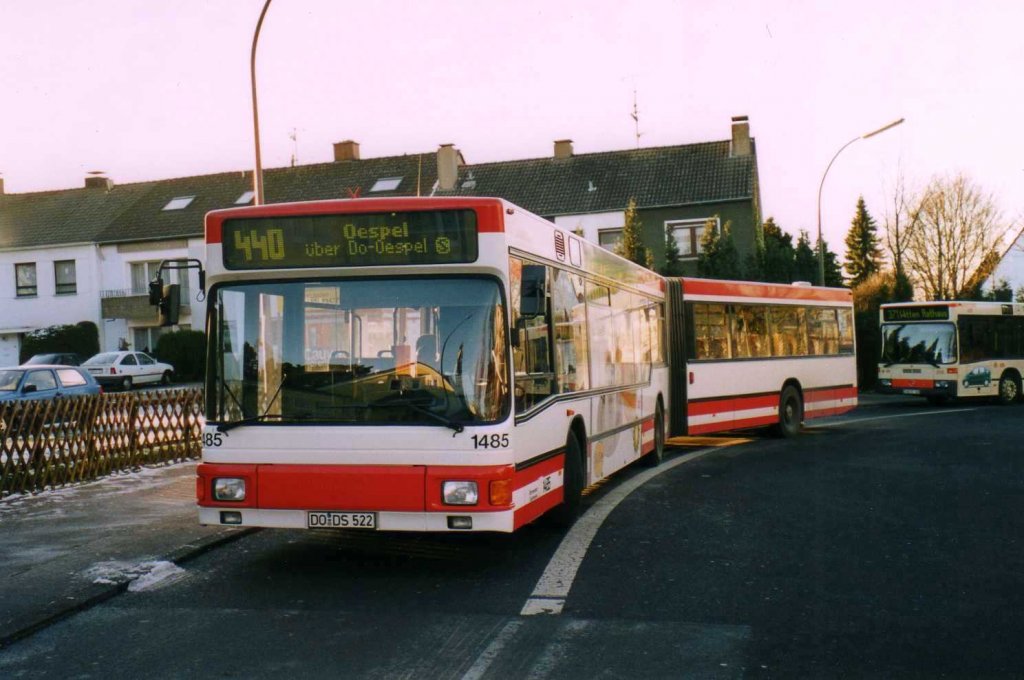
xmin=19 ymin=321 xmax=100 ymax=363
xmin=155 ymin=330 xmax=207 ymax=382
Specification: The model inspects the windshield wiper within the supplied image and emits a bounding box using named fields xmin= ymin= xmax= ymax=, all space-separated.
xmin=373 ymin=395 xmax=464 ymax=435
xmin=215 ymin=376 xmax=288 ymax=433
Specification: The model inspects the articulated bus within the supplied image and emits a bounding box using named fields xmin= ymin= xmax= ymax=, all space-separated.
xmin=190 ymin=197 xmax=856 ymax=533
xmin=877 ymin=300 xmax=1024 ymax=405
xmin=666 ymin=278 xmax=857 ymax=437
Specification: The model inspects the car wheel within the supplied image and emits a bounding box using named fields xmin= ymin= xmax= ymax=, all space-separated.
xmin=161 ymin=371 xmax=172 ymax=386
xmin=122 ymin=376 xmax=133 ymax=391
xmin=775 ymin=385 xmax=803 ymax=438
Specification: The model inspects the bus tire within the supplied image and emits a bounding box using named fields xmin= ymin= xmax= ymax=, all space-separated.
xmin=997 ymin=371 xmax=1021 ymax=405
xmin=549 ymin=433 xmax=584 ymax=528
xmin=775 ymin=385 xmax=803 ymax=438
xmin=644 ymin=400 xmax=666 ymax=467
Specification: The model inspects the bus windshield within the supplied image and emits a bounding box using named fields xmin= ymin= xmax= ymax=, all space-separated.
xmin=208 ymin=277 xmax=509 ymax=428
xmin=880 ymin=322 xmax=957 ymax=366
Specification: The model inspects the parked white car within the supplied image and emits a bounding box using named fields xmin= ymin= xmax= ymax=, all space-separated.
xmin=82 ymin=351 xmax=174 ymax=390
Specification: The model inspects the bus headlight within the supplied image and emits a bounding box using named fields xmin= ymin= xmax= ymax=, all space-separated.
xmin=935 ymin=380 xmax=952 ymax=389
xmin=213 ymin=478 xmax=246 ymax=502
xmin=878 ymin=379 xmax=891 ymax=387
xmin=442 ymin=481 xmax=479 ymax=505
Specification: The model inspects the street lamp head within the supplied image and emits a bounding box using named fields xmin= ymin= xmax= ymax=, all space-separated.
xmin=862 ymin=117 xmax=905 ymax=140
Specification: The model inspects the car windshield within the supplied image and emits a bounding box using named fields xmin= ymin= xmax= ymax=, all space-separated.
xmin=0 ymin=370 xmax=25 ymax=391
xmin=880 ymin=322 xmax=958 ymax=365
xmin=24 ymin=355 xmax=56 ymax=365
xmin=84 ymin=353 xmax=121 ymax=365
xmin=207 ymin=277 xmax=510 ymax=427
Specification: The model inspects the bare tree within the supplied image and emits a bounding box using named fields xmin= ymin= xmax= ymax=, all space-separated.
xmin=881 ymin=168 xmax=915 ymax=300
xmin=904 ymin=173 xmax=1008 ymax=300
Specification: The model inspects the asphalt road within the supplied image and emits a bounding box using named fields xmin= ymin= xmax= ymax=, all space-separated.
xmin=1 ymin=395 xmax=1022 ymax=678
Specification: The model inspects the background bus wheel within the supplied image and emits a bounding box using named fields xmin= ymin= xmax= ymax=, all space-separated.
xmin=997 ymin=372 xmax=1021 ymax=405
xmin=549 ymin=434 xmax=584 ymax=527
xmin=644 ymin=401 xmax=666 ymax=467
xmin=775 ymin=385 xmax=803 ymax=438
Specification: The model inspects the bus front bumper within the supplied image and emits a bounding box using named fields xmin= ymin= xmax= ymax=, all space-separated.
xmin=875 ymin=378 xmax=957 ymax=398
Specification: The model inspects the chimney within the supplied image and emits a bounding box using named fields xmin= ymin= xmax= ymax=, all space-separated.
xmin=731 ymin=116 xmax=751 ymax=157
xmin=437 ymin=144 xmax=463 ymax=191
xmin=333 ymin=140 xmax=360 ymax=162
xmin=554 ymin=139 xmax=574 ymax=159
xmin=85 ymin=173 xmax=113 ymax=190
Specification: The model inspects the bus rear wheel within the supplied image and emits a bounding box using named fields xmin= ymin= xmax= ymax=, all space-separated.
xmin=644 ymin=401 xmax=666 ymax=467
xmin=549 ymin=433 xmax=584 ymax=527
xmin=998 ymin=372 xmax=1021 ymax=405
xmin=775 ymin=385 xmax=803 ymax=438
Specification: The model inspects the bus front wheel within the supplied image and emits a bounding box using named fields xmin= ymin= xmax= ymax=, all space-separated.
xmin=549 ymin=433 xmax=584 ymax=527
xmin=998 ymin=372 xmax=1021 ymax=405
xmin=776 ymin=385 xmax=803 ymax=438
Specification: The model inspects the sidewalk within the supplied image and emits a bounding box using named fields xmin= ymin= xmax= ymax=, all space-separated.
xmin=0 ymin=462 xmax=252 ymax=648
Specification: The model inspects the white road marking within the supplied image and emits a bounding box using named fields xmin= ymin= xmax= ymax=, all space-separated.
xmin=459 ymin=619 xmax=524 ymax=680
xmin=827 ymin=407 xmax=978 ymax=427
xmin=520 ymin=446 xmax=720 ymax=617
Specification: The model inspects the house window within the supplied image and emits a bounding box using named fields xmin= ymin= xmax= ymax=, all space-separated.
xmin=130 ymin=261 xmax=163 ymax=295
xmin=133 ymin=326 xmax=166 ymax=354
xmin=15 ymin=263 xmax=37 ymax=297
xmin=234 ymin=190 xmax=255 ymax=205
xmin=598 ymin=229 xmax=624 ymax=252
xmin=667 ymin=218 xmax=717 ymax=258
xmin=54 ymin=260 xmax=77 ymax=295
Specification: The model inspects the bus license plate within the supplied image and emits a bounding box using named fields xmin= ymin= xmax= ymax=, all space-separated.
xmin=903 ymin=389 xmax=921 ymax=395
xmin=307 ymin=511 xmax=377 ymax=529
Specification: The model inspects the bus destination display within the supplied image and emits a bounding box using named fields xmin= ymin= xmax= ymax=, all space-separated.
xmin=221 ymin=210 xmax=478 ymax=269
xmin=883 ymin=305 xmax=950 ymax=322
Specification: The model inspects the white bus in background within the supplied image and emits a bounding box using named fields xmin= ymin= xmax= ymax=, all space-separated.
xmin=877 ymin=300 xmax=1024 ymax=405
xmin=195 ymin=197 xmax=668 ymax=533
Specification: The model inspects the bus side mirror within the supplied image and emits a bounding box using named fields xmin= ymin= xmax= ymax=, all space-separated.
xmin=157 ymin=284 xmax=181 ymax=326
xmin=519 ymin=265 xmax=547 ymax=318
xmin=148 ymin=276 xmax=164 ymax=305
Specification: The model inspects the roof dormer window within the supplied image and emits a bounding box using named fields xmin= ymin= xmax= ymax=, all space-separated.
xmin=234 ymin=190 xmax=255 ymax=205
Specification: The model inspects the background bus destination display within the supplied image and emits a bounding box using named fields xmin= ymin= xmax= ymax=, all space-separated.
xmin=221 ymin=210 xmax=478 ymax=269
xmin=882 ymin=305 xmax=950 ymax=322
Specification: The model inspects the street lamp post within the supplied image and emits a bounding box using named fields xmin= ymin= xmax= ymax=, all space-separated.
xmin=816 ymin=117 xmax=905 ymax=286
xmin=250 ymin=0 xmax=273 ymax=206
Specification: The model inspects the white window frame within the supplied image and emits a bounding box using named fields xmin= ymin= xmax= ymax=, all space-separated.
xmin=667 ymin=218 xmax=719 ymax=260
xmin=597 ymin=228 xmax=624 ymax=252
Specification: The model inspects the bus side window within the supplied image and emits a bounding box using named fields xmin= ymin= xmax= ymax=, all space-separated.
xmin=551 ymin=268 xmax=589 ymax=393
xmin=510 ymin=256 xmax=555 ymax=411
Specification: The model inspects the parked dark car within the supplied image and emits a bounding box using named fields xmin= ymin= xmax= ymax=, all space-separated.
xmin=0 ymin=365 xmax=102 ymax=402
xmin=22 ymin=353 xmax=84 ymax=366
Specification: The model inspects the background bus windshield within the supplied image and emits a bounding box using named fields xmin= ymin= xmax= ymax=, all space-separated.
xmin=208 ymin=278 xmax=508 ymax=427
xmin=881 ymin=322 xmax=957 ymax=365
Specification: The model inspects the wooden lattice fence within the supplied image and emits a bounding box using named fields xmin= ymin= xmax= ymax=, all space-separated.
xmin=0 ymin=388 xmax=203 ymax=497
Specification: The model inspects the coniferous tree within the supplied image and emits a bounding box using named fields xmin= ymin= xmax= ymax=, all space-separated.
xmin=697 ymin=219 xmax=741 ymax=279
xmin=818 ymin=237 xmax=845 ymax=287
xmin=662 ymin=224 xmax=684 ymax=276
xmin=793 ymin=231 xmax=818 ymax=282
xmin=843 ymin=196 xmax=883 ymax=286
xmin=617 ymin=197 xmax=654 ymax=270
xmin=761 ymin=217 xmax=796 ymax=283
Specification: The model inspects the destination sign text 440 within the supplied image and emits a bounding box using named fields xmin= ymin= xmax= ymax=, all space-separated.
xmin=221 ymin=210 xmax=478 ymax=270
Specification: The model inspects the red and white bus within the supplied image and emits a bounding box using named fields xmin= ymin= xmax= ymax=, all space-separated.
xmin=877 ymin=300 xmax=1024 ymax=405
xmin=665 ymin=278 xmax=858 ymax=437
xmin=186 ymin=196 xmax=857 ymax=533
xmin=195 ymin=197 xmax=668 ymax=532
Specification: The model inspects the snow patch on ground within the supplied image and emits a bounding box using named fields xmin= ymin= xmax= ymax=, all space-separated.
xmin=85 ymin=559 xmax=187 ymax=592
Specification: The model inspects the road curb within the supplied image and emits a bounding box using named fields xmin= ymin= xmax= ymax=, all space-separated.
xmin=0 ymin=526 xmax=260 ymax=650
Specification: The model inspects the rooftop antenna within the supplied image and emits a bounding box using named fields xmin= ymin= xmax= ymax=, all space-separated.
xmin=289 ymin=128 xmax=298 ymax=167
xmin=631 ymin=89 xmax=643 ymax=148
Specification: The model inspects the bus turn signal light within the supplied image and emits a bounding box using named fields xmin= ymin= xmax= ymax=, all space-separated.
xmin=489 ymin=479 xmax=512 ymax=506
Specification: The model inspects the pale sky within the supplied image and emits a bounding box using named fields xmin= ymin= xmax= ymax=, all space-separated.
xmin=2 ymin=0 xmax=1023 ymax=257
